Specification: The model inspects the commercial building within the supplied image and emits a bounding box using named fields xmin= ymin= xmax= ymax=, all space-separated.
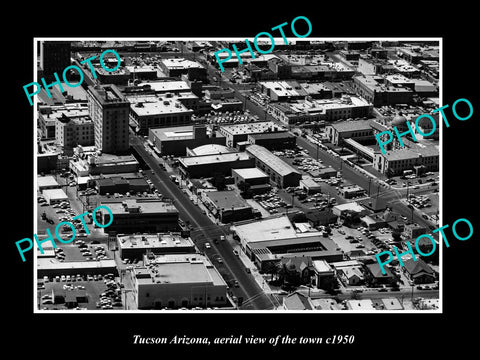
xmin=233 ymin=216 xmax=343 ymax=272
xmin=95 ymin=66 xmax=130 ymax=85
xmin=40 ymin=41 xmax=71 ymax=82
xmin=258 ymin=80 xmax=307 ymax=101
xmin=339 ymin=185 xmax=366 ymax=199
xmin=97 ymin=198 xmax=179 ymax=233
xmin=352 ymin=75 xmax=414 ymax=107
xmin=128 ymin=94 xmax=194 ymax=135
xmin=87 ymin=85 xmax=130 ymax=154
xmin=299 ymin=176 xmax=321 ymax=194
xmin=218 ymin=121 xmax=288 ymax=147
xmin=37 ymin=175 xmax=61 ymax=192
xmin=312 ymin=260 xmax=336 ymax=289
xmin=117 ymin=233 xmax=195 ymax=260
xmin=231 ymin=167 xmax=269 ymax=186
xmin=94 ymin=174 xmax=150 ymax=195
xmin=332 ymin=202 xmax=368 ymax=217
xmin=267 ymin=96 xmax=372 ymax=125
xmin=38 ymin=103 xmax=90 ymax=140
xmin=202 ymin=190 xmax=255 ymax=223
xmin=148 ymin=125 xmax=226 ymax=156
xmin=69 ymin=152 xmax=140 ymax=177
xmin=42 ymin=188 xmax=69 ymax=205
xmin=247 ymin=132 xmax=296 ymax=150
xmin=245 ymin=145 xmax=302 ymax=188
xmin=177 ymin=152 xmax=255 ymax=178
xmin=159 ymin=58 xmax=207 ymax=81
xmin=325 ymin=120 xmax=374 ymax=146
xmin=55 ymin=113 xmax=94 ymax=149
xmin=137 ymin=80 xmax=191 ymax=95
xmin=125 ymin=65 xmax=159 ymax=80
xmin=130 ymin=254 xmax=228 ymax=309
xmin=373 ymin=145 xmax=439 ymax=176
xmin=37 ymin=259 xmax=118 ymax=278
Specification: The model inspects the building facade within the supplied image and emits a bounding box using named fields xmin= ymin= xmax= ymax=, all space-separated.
xmin=87 ymin=85 xmax=130 ymax=154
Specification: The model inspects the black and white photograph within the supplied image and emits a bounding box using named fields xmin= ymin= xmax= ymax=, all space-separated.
xmin=31 ymin=37 xmax=442 ymax=313
xmin=6 ymin=4 xmax=478 ymax=356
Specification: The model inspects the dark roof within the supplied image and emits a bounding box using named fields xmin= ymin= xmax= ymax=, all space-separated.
xmin=281 ymin=256 xmax=314 ymax=272
xmin=305 ymin=209 xmax=338 ymax=222
xmin=249 ymin=132 xmax=294 ymax=140
xmin=403 ymin=258 xmax=435 ymax=275
xmin=366 ymin=263 xmax=395 ymax=278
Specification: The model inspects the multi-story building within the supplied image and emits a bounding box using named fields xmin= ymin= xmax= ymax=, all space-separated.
xmin=38 ymin=103 xmax=89 ymax=140
xmin=130 ymin=253 xmax=228 ymax=309
xmin=55 ymin=113 xmax=94 ymax=149
xmin=148 ymin=125 xmax=226 ymax=156
xmin=352 ymin=75 xmax=414 ymax=107
xmin=159 ymin=58 xmax=207 ymax=81
xmin=117 ymin=233 xmax=196 ymax=260
xmin=97 ymin=198 xmax=179 ymax=234
xmin=325 ymin=120 xmax=374 ymax=146
xmin=128 ymin=94 xmax=194 ymax=135
xmin=268 ymin=96 xmax=372 ymax=125
xmin=373 ymin=146 xmax=439 ymax=176
xmin=39 ymin=41 xmax=71 ymax=81
xmin=218 ymin=121 xmax=288 ymax=147
xmin=87 ymin=85 xmax=130 ymax=154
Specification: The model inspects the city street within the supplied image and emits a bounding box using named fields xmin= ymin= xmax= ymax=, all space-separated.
xmin=130 ymin=133 xmax=275 ymax=310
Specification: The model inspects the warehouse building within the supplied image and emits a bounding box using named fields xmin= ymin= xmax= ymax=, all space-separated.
xmin=245 ymin=145 xmax=302 ymax=188
xmin=177 ymin=152 xmax=255 ymax=179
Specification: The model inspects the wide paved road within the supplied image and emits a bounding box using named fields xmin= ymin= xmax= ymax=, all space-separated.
xmin=130 ymin=135 xmax=275 ymax=310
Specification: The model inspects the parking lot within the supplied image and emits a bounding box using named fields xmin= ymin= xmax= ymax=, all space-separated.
xmin=38 ymin=273 xmax=123 ymax=310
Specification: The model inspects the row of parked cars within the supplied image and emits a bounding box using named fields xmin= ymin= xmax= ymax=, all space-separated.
xmin=96 ymin=274 xmax=123 ymax=309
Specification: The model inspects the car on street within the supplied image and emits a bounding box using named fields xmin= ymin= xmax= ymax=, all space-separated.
xmin=233 ymin=250 xmax=239 ymax=256
xmin=205 ymin=243 xmax=211 ymax=249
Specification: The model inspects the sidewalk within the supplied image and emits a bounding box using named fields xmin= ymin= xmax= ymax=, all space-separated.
xmin=228 ymin=240 xmax=275 ymax=294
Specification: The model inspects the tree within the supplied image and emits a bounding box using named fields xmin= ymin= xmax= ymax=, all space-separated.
xmin=237 ymin=180 xmax=250 ymax=193
xmin=213 ymin=173 xmax=226 ymax=191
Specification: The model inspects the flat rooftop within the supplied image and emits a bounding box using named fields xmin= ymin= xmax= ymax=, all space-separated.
xmin=234 ymin=215 xmax=326 ymax=244
xmin=37 ymin=175 xmax=59 ymax=189
xmin=118 ymin=233 xmax=194 ymax=249
xmin=43 ymin=188 xmax=68 ymax=200
xmin=128 ymin=95 xmax=192 ymax=117
xmin=330 ymin=119 xmax=373 ymax=133
xmin=100 ymin=198 xmax=178 ymax=215
xmin=161 ymin=58 xmax=204 ymax=70
xmin=205 ymin=190 xmax=250 ymax=210
xmin=179 ymin=152 xmax=250 ymax=166
xmin=133 ymin=255 xmax=225 ymax=286
xmin=138 ymin=80 xmax=191 ymax=93
xmin=259 ymin=80 xmax=307 ymax=98
xmin=37 ymin=258 xmax=117 ymax=271
xmin=382 ymin=145 xmax=439 ymax=161
xmin=220 ymin=121 xmax=286 ymax=135
xmin=151 ymin=125 xmax=193 ymax=141
xmin=232 ymin=167 xmax=268 ymax=179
